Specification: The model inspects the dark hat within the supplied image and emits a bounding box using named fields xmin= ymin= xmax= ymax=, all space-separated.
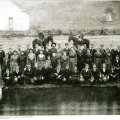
xmin=51 ymin=42 xmax=56 ymax=47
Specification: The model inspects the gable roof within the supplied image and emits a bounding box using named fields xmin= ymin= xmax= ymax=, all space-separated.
xmin=11 ymin=0 xmax=30 ymax=14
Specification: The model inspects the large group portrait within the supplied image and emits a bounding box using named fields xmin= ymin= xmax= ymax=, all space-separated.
xmin=0 ymin=0 xmax=120 ymax=119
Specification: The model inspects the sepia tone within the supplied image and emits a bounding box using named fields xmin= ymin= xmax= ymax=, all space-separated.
xmin=0 ymin=0 xmax=120 ymax=115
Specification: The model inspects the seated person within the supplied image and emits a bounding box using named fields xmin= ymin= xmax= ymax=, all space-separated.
xmin=33 ymin=66 xmax=44 ymax=85
xmin=3 ymin=68 xmax=12 ymax=86
xmin=23 ymin=64 xmax=34 ymax=85
xmin=50 ymin=64 xmax=63 ymax=84
xmin=109 ymin=66 xmax=118 ymax=83
xmin=62 ymin=65 xmax=72 ymax=84
xmin=100 ymin=63 xmax=109 ymax=83
xmin=70 ymin=65 xmax=80 ymax=84
xmin=91 ymin=64 xmax=101 ymax=84
xmin=42 ymin=62 xmax=52 ymax=84
xmin=81 ymin=64 xmax=92 ymax=84
xmin=13 ymin=66 xmax=23 ymax=85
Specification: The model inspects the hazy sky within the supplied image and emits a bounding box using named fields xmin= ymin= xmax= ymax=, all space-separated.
xmin=4 ymin=0 xmax=120 ymax=29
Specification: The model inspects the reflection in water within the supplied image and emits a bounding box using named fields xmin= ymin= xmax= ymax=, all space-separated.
xmin=0 ymin=87 xmax=120 ymax=115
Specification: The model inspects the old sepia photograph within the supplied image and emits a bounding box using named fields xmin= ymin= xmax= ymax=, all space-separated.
xmin=0 ymin=0 xmax=120 ymax=116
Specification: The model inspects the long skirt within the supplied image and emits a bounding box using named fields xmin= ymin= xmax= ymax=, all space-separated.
xmin=69 ymin=57 xmax=77 ymax=72
xmin=11 ymin=62 xmax=18 ymax=72
xmin=37 ymin=61 xmax=45 ymax=70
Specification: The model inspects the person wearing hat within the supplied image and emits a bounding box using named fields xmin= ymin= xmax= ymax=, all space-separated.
xmin=48 ymin=42 xmax=57 ymax=57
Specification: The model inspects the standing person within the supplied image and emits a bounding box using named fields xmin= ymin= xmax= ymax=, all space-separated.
xmin=105 ymin=48 xmax=112 ymax=71
xmin=57 ymin=43 xmax=63 ymax=65
xmin=115 ymin=46 xmax=120 ymax=58
xmin=113 ymin=55 xmax=120 ymax=82
xmin=17 ymin=51 xmax=27 ymax=72
xmin=69 ymin=47 xmax=77 ymax=72
xmin=37 ymin=49 xmax=46 ymax=70
xmin=63 ymin=43 xmax=70 ymax=56
xmin=0 ymin=45 xmax=5 ymax=74
xmin=85 ymin=49 xmax=93 ymax=69
xmin=27 ymin=49 xmax=36 ymax=68
xmin=51 ymin=52 xmax=58 ymax=69
xmin=100 ymin=44 xmax=106 ymax=63
xmin=109 ymin=44 xmax=115 ymax=65
xmin=90 ymin=44 xmax=96 ymax=63
xmin=34 ymin=44 xmax=40 ymax=58
xmin=77 ymin=48 xmax=85 ymax=72
xmin=17 ymin=45 xmax=22 ymax=54
xmin=2 ymin=54 xmax=10 ymax=75
xmin=81 ymin=64 xmax=92 ymax=84
xmin=94 ymin=48 xmax=103 ymax=70
xmin=48 ymin=43 xmax=57 ymax=57
xmin=7 ymin=48 xmax=13 ymax=60
xmin=24 ymin=44 xmax=31 ymax=56
xmin=60 ymin=51 xmax=69 ymax=70
xmin=10 ymin=50 xmax=19 ymax=73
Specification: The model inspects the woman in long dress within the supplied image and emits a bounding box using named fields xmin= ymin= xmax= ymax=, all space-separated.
xmin=10 ymin=50 xmax=19 ymax=72
xmin=37 ymin=50 xmax=46 ymax=70
xmin=27 ymin=49 xmax=36 ymax=68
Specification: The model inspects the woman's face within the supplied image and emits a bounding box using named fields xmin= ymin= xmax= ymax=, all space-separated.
xmin=14 ymin=51 xmax=17 ymax=55
xmin=40 ymin=50 xmax=43 ymax=54
xmin=30 ymin=50 xmax=33 ymax=53
xmin=21 ymin=52 xmax=24 ymax=55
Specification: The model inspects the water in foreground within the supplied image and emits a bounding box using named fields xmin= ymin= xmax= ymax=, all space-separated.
xmin=0 ymin=86 xmax=120 ymax=115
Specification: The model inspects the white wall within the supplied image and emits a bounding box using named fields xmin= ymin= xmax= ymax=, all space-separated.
xmin=0 ymin=1 xmax=29 ymax=31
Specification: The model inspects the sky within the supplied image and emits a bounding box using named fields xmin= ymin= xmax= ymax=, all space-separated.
xmin=2 ymin=0 xmax=120 ymax=29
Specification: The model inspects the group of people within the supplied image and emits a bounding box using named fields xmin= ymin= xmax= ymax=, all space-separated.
xmin=0 ymin=33 xmax=120 ymax=86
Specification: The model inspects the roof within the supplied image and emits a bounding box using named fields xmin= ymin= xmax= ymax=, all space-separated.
xmin=11 ymin=0 xmax=30 ymax=14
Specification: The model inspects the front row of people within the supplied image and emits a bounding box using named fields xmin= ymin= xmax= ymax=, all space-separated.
xmin=2 ymin=62 xmax=119 ymax=86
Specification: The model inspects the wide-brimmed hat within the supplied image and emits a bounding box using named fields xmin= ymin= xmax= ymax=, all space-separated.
xmin=51 ymin=42 xmax=56 ymax=47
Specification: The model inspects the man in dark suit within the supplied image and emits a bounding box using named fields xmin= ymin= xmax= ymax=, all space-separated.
xmin=0 ymin=45 xmax=5 ymax=73
xmin=13 ymin=66 xmax=23 ymax=85
xmin=23 ymin=64 xmax=34 ymax=85
xmin=113 ymin=55 xmax=120 ymax=82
